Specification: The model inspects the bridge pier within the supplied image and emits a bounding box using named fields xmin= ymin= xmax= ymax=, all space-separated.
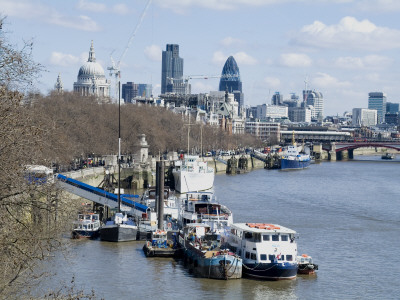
xmin=348 ymin=149 xmax=354 ymax=159
xmin=312 ymin=144 xmax=323 ymax=160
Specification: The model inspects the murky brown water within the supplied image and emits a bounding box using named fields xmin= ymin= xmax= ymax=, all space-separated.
xmin=37 ymin=156 xmax=400 ymax=299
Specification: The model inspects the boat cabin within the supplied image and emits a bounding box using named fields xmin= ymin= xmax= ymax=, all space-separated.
xmin=226 ymin=223 xmax=297 ymax=264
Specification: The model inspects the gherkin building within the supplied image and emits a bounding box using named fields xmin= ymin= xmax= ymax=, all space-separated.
xmin=219 ymin=56 xmax=242 ymax=93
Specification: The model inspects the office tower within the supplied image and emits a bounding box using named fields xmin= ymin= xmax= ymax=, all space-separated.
xmin=386 ymin=102 xmax=399 ymax=114
xmin=219 ymin=56 xmax=244 ymax=114
xmin=161 ymin=44 xmax=185 ymax=94
xmin=368 ymin=92 xmax=387 ymax=123
xmin=303 ymin=90 xmax=324 ymax=119
xmin=271 ymin=92 xmax=283 ymax=105
xmin=352 ymin=108 xmax=377 ymax=126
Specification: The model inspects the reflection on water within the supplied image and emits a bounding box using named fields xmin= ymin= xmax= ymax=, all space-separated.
xmin=35 ymin=159 xmax=400 ymax=299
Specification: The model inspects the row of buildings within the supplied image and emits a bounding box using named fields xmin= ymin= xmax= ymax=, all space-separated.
xmin=55 ymin=41 xmax=400 ymax=144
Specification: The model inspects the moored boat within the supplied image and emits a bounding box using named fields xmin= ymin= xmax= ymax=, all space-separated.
xmin=178 ymin=192 xmax=233 ymax=234
xmin=71 ymin=213 xmax=101 ymax=239
xmin=143 ymin=230 xmax=181 ymax=257
xmin=297 ymin=254 xmax=318 ymax=275
xmin=224 ymin=223 xmax=298 ymax=280
xmin=179 ymin=223 xmax=242 ymax=279
xmin=281 ymin=145 xmax=310 ymax=170
xmin=99 ymin=212 xmax=138 ymax=242
xmin=381 ymin=153 xmax=395 ymax=160
xmin=172 ymin=155 xmax=214 ymax=193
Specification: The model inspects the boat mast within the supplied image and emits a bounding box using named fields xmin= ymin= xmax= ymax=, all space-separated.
xmin=118 ymin=79 xmax=121 ymax=213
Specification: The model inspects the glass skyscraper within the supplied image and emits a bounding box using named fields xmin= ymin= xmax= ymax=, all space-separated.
xmin=219 ymin=56 xmax=243 ymax=114
xmin=368 ymin=92 xmax=387 ymax=123
xmin=161 ymin=44 xmax=184 ymax=94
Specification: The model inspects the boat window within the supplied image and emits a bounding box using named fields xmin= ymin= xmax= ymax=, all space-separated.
xmin=250 ymin=253 xmax=256 ymax=260
xmin=245 ymin=252 xmax=250 ymax=259
xmin=254 ymin=233 xmax=261 ymax=242
xmin=272 ymin=235 xmax=279 ymax=241
xmin=244 ymin=232 xmax=253 ymax=240
xmin=260 ymin=254 xmax=267 ymax=261
xmin=281 ymin=235 xmax=288 ymax=241
xmin=278 ymin=255 xmax=284 ymax=261
xmin=286 ymin=255 xmax=293 ymax=261
xmin=269 ymin=255 xmax=275 ymax=262
xmin=262 ymin=235 xmax=270 ymax=241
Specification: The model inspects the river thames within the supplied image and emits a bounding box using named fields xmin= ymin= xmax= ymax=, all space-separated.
xmin=38 ymin=156 xmax=400 ymax=299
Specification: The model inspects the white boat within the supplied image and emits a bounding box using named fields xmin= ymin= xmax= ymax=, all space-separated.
xmin=178 ymin=192 xmax=233 ymax=234
xmin=71 ymin=213 xmax=101 ymax=239
xmin=140 ymin=187 xmax=180 ymax=221
xmin=99 ymin=212 xmax=138 ymax=242
xmin=172 ymin=155 xmax=214 ymax=194
xmin=224 ymin=223 xmax=298 ymax=280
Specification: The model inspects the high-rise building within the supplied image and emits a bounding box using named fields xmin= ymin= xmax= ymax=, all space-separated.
xmin=303 ymin=90 xmax=324 ymax=119
xmin=368 ymin=92 xmax=386 ymax=123
xmin=161 ymin=44 xmax=185 ymax=94
xmin=288 ymin=107 xmax=312 ymax=123
xmin=219 ymin=56 xmax=244 ymax=114
xmin=122 ymin=82 xmax=138 ymax=103
xmin=271 ymin=92 xmax=283 ymax=105
xmin=138 ymin=84 xmax=152 ymax=98
xmin=352 ymin=108 xmax=377 ymax=126
xmin=386 ymin=102 xmax=399 ymax=114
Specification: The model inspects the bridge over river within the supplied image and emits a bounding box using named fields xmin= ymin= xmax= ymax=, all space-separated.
xmin=321 ymin=141 xmax=400 ymax=160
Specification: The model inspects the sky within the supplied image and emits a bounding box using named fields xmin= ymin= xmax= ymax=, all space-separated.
xmin=2 ymin=0 xmax=400 ymax=116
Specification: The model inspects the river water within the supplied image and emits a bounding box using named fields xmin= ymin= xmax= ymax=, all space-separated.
xmin=38 ymin=156 xmax=400 ymax=299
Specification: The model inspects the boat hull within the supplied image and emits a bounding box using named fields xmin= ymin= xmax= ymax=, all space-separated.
xmin=172 ymin=171 xmax=214 ymax=194
xmin=242 ymin=262 xmax=298 ymax=280
xmin=99 ymin=224 xmax=137 ymax=242
xmin=71 ymin=229 xmax=99 ymax=239
xmin=184 ymin=249 xmax=242 ymax=279
xmin=143 ymin=243 xmax=182 ymax=258
xmin=281 ymin=158 xmax=310 ymax=170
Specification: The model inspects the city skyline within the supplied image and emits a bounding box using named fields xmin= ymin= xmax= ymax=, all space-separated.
xmin=2 ymin=0 xmax=400 ymax=115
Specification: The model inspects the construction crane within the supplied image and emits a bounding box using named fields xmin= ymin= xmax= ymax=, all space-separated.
xmin=166 ymin=73 xmax=238 ymax=94
xmin=107 ymin=0 xmax=152 ymax=100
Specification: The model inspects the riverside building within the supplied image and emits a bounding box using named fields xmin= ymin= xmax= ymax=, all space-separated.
xmin=368 ymin=92 xmax=386 ymax=124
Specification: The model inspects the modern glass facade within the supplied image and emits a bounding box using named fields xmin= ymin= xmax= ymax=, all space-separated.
xmin=386 ymin=102 xmax=399 ymax=114
xmin=161 ymin=44 xmax=184 ymax=94
xmin=368 ymin=92 xmax=386 ymax=123
xmin=219 ymin=56 xmax=243 ymax=114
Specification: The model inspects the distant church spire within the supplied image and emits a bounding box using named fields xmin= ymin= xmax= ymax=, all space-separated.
xmin=54 ymin=73 xmax=63 ymax=93
xmin=88 ymin=40 xmax=96 ymax=62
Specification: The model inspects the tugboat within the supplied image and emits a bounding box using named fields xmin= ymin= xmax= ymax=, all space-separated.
xmin=297 ymin=254 xmax=318 ymax=275
xmin=179 ymin=223 xmax=242 ymax=279
xmin=224 ymin=223 xmax=298 ymax=280
xmin=143 ymin=230 xmax=181 ymax=257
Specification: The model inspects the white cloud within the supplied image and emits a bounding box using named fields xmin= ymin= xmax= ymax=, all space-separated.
xmin=356 ymin=0 xmax=400 ymax=12
xmin=220 ymin=37 xmax=244 ymax=47
xmin=156 ymin=0 xmax=351 ymax=12
xmin=0 ymin=0 xmax=101 ymax=31
xmin=76 ymin=0 xmax=106 ymax=12
xmin=50 ymin=52 xmax=81 ymax=67
xmin=292 ymin=16 xmax=400 ymax=51
xmin=144 ymin=45 xmax=162 ymax=62
xmin=263 ymin=77 xmax=281 ymax=89
xmin=112 ymin=4 xmax=131 ymax=15
xmin=212 ymin=51 xmax=257 ymax=65
xmin=335 ymin=55 xmax=392 ymax=69
xmin=49 ymin=14 xmax=101 ymax=32
xmin=280 ymin=53 xmax=312 ymax=67
xmin=312 ymin=72 xmax=351 ymax=88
